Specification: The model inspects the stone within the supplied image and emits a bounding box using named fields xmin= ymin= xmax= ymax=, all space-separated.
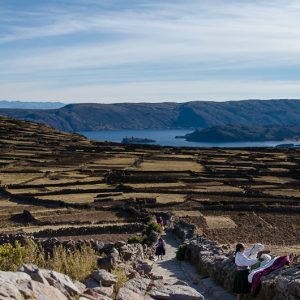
xmin=91 ymin=269 xmax=117 ymax=287
xmin=122 ymin=250 xmax=134 ymax=261
xmin=85 ymin=278 xmax=100 ymax=289
xmin=92 ymin=286 xmax=114 ymax=297
xmin=83 ymin=288 xmax=113 ymax=300
xmin=135 ymin=261 xmax=153 ymax=275
xmin=0 ymin=271 xmax=68 ymax=300
xmin=18 ymin=264 xmax=49 ymax=286
xmin=116 ymin=287 xmax=144 ymax=300
xmin=74 ymin=280 xmax=87 ymax=293
xmin=124 ymin=277 xmax=151 ymax=294
xmin=288 ymin=278 xmax=300 ymax=297
xmin=39 ymin=268 xmax=81 ymax=297
xmin=149 ymin=284 xmax=204 ymax=300
xmin=97 ymin=255 xmax=116 ymax=271
xmin=114 ymin=241 xmax=127 ymax=250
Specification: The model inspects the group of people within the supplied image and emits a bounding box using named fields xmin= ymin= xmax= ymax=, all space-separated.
xmin=153 ymin=216 xmax=290 ymax=299
xmin=155 ymin=216 xmax=166 ymax=260
xmin=233 ymin=242 xmax=291 ymax=299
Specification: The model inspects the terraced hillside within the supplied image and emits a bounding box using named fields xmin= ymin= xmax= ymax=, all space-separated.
xmin=0 ymin=116 xmax=299 ymax=251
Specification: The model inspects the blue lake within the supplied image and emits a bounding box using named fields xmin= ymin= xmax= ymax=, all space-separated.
xmin=78 ymin=130 xmax=300 ymax=148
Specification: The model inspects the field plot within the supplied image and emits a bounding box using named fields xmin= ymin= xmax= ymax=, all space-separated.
xmin=0 ymin=116 xmax=300 ymax=248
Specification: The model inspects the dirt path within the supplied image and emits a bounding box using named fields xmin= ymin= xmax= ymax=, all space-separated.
xmin=152 ymin=232 xmax=235 ymax=300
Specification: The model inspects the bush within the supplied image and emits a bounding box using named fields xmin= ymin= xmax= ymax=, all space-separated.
xmin=0 ymin=240 xmax=98 ymax=282
xmin=176 ymin=244 xmax=190 ymax=261
xmin=127 ymin=235 xmax=144 ymax=244
xmin=144 ymin=221 xmax=163 ymax=236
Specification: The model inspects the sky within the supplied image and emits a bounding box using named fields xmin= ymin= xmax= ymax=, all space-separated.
xmin=1 ymin=0 xmax=300 ymax=103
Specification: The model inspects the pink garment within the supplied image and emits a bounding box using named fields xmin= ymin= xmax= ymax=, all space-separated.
xmin=251 ymin=255 xmax=290 ymax=295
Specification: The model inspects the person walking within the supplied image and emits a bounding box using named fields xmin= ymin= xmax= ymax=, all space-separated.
xmin=155 ymin=237 xmax=166 ymax=260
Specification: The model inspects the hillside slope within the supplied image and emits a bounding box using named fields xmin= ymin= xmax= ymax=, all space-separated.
xmin=185 ymin=124 xmax=300 ymax=142
xmin=1 ymin=99 xmax=300 ymax=131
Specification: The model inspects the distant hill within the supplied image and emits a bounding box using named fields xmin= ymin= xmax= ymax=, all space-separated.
xmin=185 ymin=124 xmax=300 ymax=142
xmin=1 ymin=99 xmax=300 ymax=132
xmin=0 ymin=100 xmax=65 ymax=109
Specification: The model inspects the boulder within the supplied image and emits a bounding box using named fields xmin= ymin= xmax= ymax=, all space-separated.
xmin=91 ymin=269 xmax=117 ymax=287
xmin=0 ymin=271 xmax=68 ymax=300
xmin=97 ymin=255 xmax=117 ymax=271
xmin=116 ymin=287 xmax=144 ymax=300
xmin=18 ymin=264 xmax=49 ymax=285
xmin=85 ymin=278 xmax=100 ymax=289
xmin=39 ymin=268 xmax=81 ymax=297
xmin=114 ymin=241 xmax=127 ymax=250
xmin=92 ymin=286 xmax=114 ymax=297
xmin=135 ymin=261 xmax=153 ymax=275
xmin=124 ymin=277 xmax=151 ymax=294
xmin=149 ymin=284 xmax=204 ymax=300
xmin=82 ymin=288 xmax=113 ymax=300
xmin=122 ymin=250 xmax=134 ymax=261
xmin=288 ymin=278 xmax=300 ymax=297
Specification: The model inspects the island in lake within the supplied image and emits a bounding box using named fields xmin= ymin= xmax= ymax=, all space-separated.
xmin=184 ymin=124 xmax=300 ymax=143
xmin=122 ymin=136 xmax=156 ymax=144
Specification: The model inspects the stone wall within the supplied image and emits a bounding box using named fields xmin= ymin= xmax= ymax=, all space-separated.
xmin=180 ymin=234 xmax=300 ymax=300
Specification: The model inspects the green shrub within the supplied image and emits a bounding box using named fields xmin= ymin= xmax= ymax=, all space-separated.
xmin=128 ymin=235 xmax=144 ymax=244
xmin=144 ymin=221 xmax=163 ymax=236
xmin=0 ymin=242 xmax=25 ymax=271
xmin=176 ymin=244 xmax=190 ymax=261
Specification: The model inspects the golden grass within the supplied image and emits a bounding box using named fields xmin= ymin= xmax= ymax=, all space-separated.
xmin=128 ymin=182 xmax=186 ymax=188
xmin=192 ymin=185 xmax=244 ymax=193
xmin=156 ymin=194 xmax=186 ymax=203
xmin=263 ymin=189 xmax=300 ymax=197
xmin=136 ymin=160 xmax=203 ymax=172
xmin=0 ymin=173 xmax=42 ymax=185
xmin=253 ymin=176 xmax=298 ymax=184
xmin=204 ymin=216 xmax=237 ymax=229
xmin=38 ymin=193 xmax=99 ymax=203
xmin=173 ymin=211 xmax=203 ymax=217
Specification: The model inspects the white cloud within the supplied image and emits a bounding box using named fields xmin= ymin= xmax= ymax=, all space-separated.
xmin=1 ymin=0 xmax=300 ymax=101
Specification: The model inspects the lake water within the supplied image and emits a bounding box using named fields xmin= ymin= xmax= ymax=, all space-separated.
xmin=78 ymin=129 xmax=300 ymax=148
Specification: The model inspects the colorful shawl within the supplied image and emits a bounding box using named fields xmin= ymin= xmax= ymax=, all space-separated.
xmin=250 ymin=255 xmax=290 ymax=295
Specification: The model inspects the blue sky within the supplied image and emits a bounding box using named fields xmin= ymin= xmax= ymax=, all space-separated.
xmin=1 ymin=0 xmax=300 ymax=103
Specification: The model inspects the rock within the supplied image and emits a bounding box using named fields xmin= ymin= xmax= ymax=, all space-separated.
xmin=92 ymin=286 xmax=114 ymax=297
xmin=97 ymin=255 xmax=116 ymax=271
xmin=18 ymin=264 xmax=49 ymax=285
xmin=122 ymin=250 xmax=134 ymax=261
xmin=91 ymin=269 xmax=117 ymax=287
xmin=114 ymin=241 xmax=127 ymax=250
xmin=124 ymin=277 xmax=151 ymax=294
xmin=85 ymin=278 xmax=100 ymax=289
xmin=149 ymin=284 xmax=204 ymax=300
xmin=288 ymin=278 xmax=300 ymax=297
xmin=116 ymin=287 xmax=144 ymax=300
xmin=27 ymin=281 xmax=69 ymax=300
xmin=83 ymin=288 xmax=113 ymax=300
xmin=0 ymin=271 xmax=68 ymax=300
xmin=135 ymin=261 xmax=153 ymax=275
xmin=39 ymin=268 xmax=81 ymax=297
xmin=74 ymin=280 xmax=87 ymax=293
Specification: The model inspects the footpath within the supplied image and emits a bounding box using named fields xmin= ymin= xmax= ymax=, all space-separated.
xmin=152 ymin=232 xmax=235 ymax=300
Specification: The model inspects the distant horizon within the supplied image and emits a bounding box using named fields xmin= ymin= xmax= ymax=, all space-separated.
xmin=2 ymin=1 xmax=300 ymax=102
xmin=2 ymin=98 xmax=300 ymax=105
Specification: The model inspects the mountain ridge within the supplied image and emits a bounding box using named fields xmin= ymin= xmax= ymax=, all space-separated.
xmin=1 ymin=99 xmax=300 ymax=132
